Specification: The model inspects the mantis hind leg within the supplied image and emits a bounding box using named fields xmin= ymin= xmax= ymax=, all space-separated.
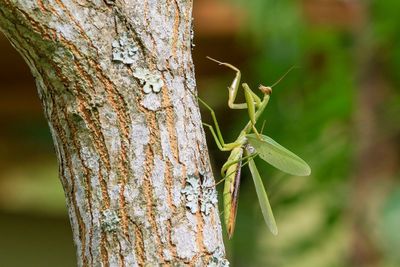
xmin=197 ymin=96 xmax=242 ymax=151
xmin=196 ymin=96 xmax=226 ymax=147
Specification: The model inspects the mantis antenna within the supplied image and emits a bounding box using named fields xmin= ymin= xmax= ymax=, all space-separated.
xmin=269 ymin=66 xmax=298 ymax=88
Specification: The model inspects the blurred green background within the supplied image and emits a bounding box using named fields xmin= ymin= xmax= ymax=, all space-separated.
xmin=1 ymin=0 xmax=399 ymax=266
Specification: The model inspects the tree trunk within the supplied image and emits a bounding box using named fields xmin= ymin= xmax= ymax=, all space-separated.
xmin=0 ymin=1 xmax=227 ymax=266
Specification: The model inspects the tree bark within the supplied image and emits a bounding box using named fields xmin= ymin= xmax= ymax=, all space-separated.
xmin=0 ymin=0 xmax=227 ymax=266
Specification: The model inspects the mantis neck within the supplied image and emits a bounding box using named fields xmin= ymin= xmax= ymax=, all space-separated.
xmin=240 ymin=94 xmax=270 ymax=137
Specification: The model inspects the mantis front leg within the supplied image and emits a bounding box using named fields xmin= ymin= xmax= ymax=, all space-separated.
xmin=207 ymin=57 xmax=263 ymax=137
xmin=207 ymin=57 xmax=262 ymax=109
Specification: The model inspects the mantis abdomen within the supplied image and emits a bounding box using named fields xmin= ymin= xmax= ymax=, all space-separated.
xmin=223 ymin=147 xmax=243 ymax=239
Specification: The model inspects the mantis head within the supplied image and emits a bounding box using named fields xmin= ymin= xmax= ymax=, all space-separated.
xmin=259 ymin=85 xmax=272 ymax=95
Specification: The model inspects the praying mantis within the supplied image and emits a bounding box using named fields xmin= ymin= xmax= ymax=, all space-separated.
xmin=198 ymin=57 xmax=311 ymax=239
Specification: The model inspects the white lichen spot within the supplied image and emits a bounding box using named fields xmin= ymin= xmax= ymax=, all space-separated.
xmin=20 ymin=0 xmax=37 ymax=9
xmin=80 ymin=146 xmax=99 ymax=171
xmin=159 ymin=119 xmax=174 ymax=162
xmin=186 ymin=76 xmax=196 ymax=91
xmin=132 ymin=67 xmax=164 ymax=94
xmin=123 ymin=184 xmax=139 ymax=203
xmin=167 ymin=57 xmax=179 ymax=71
xmin=119 ymin=240 xmax=137 ymax=266
xmin=131 ymin=122 xmax=150 ymax=180
xmin=123 ymin=254 xmax=137 ymax=267
xmin=200 ymin=185 xmax=218 ymax=216
xmin=172 ymin=165 xmax=184 ymax=207
xmin=50 ymin=22 xmax=76 ymax=40
xmin=133 ymin=204 xmax=146 ymax=221
xmin=171 ymin=76 xmax=185 ymax=100
xmin=186 ymin=211 xmax=198 ymax=230
xmin=181 ymin=175 xmax=200 ymax=213
xmin=100 ymin=109 xmax=121 ymax=165
xmin=109 ymin=254 xmax=120 ymax=267
xmin=101 ymin=209 xmax=120 ymax=232
xmin=208 ymin=247 xmax=229 ymax=267
xmin=172 ymin=225 xmax=197 ymax=260
xmin=199 ymin=173 xmax=218 ymax=215
xmin=112 ymin=33 xmax=138 ymax=65
xmin=173 ymin=101 xmax=195 ymax=171
xmin=163 ymin=249 xmax=173 ymax=261
xmin=141 ymin=93 xmax=161 ymax=111
xmin=203 ymin=218 xmax=218 ymax=252
xmin=109 ymin=184 xmax=121 ymax=203
xmin=182 ymin=174 xmax=218 ymax=215
xmin=150 ymin=156 xmax=170 ymax=224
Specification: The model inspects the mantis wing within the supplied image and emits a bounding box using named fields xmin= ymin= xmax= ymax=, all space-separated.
xmin=248 ymin=158 xmax=278 ymax=235
xmin=246 ymin=134 xmax=311 ymax=176
xmin=223 ymin=148 xmax=243 ymax=239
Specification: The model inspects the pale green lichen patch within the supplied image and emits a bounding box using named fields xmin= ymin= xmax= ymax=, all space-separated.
xmin=141 ymin=94 xmax=162 ymax=111
xmin=181 ymin=175 xmax=200 ymax=213
xmin=112 ymin=34 xmax=138 ymax=65
xmin=101 ymin=209 xmax=120 ymax=232
xmin=132 ymin=67 xmax=164 ymax=94
xmin=202 ymin=217 xmax=219 ymax=253
xmin=200 ymin=185 xmax=218 ymax=216
xmin=181 ymin=174 xmax=217 ymax=215
xmin=171 ymin=224 xmax=197 ymax=260
xmin=207 ymin=247 xmax=229 ymax=267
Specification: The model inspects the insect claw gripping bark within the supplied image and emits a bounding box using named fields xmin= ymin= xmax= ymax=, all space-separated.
xmin=198 ymin=57 xmax=311 ymax=237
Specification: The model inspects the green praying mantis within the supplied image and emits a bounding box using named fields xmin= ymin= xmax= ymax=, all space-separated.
xmin=198 ymin=57 xmax=311 ymax=239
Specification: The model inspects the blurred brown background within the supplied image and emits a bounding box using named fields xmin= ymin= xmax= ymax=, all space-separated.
xmin=1 ymin=0 xmax=400 ymax=266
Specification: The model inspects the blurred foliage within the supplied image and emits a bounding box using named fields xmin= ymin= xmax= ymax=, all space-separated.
xmin=0 ymin=212 xmax=75 ymax=266
xmin=0 ymin=160 xmax=65 ymax=215
xmin=378 ymin=187 xmax=400 ymax=264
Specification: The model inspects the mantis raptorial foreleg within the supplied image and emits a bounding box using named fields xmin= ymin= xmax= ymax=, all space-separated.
xmin=207 ymin=57 xmax=262 ymax=109
xmin=206 ymin=56 xmax=246 ymax=110
xmin=207 ymin=57 xmax=264 ymax=137
xmin=242 ymin=83 xmax=260 ymax=136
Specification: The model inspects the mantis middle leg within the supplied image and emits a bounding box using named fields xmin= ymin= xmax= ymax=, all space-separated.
xmin=196 ymin=96 xmax=241 ymax=151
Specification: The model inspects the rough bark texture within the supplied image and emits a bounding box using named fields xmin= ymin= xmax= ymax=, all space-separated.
xmin=0 ymin=0 xmax=227 ymax=266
